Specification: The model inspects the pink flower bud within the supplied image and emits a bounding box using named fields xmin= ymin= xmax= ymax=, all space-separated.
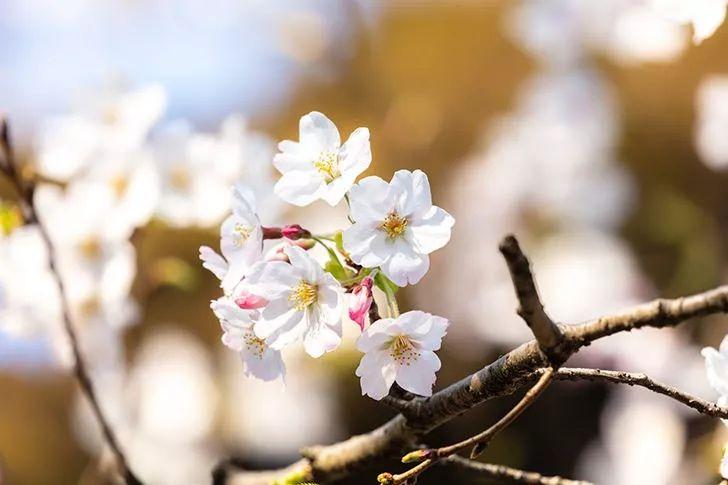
xmin=235 ymin=291 xmax=268 ymax=310
xmin=348 ymin=276 xmax=373 ymax=331
xmin=281 ymin=224 xmax=311 ymax=240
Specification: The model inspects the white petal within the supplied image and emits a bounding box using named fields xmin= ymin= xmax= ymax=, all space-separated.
xmin=300 ymin=111 xmax=341 ymax=152
xmin=691 ymin=2 xmax=726 ymax=44
xmin=221 ymin=324 xmax=246 ymax=352
xmin=391 ymin=169 xmax=432 ymax=218
xmin=342 ymin=223 xmax=391 ymax=268
xmin=303 ymin=314 xmax=342 ymax=358
xmin=395 ymin=351 xmax=441 ymax=397
xmin=380 ymin=241 xmax=430 ymax=287
xmin=241 ymin=345 xmax=286 ymax=382
xmin=245 ymin=261 xmax=298 ymax=300
xmin=257 ymin=300 xmax=305 ymax=350
xmin=285 ymin=245 xmax=323 ymax=282
xmin=338 ymin=127 xmax=371 ymax=175
xmin=410 ymin=206 xmax=455 ymax=254
xmin=231 ymin=184 xmax=258 ymax=216
xmin=357 ymin=318 xmax=395 ymax=352
xmin=702 ymin=346 xmax=728 ymax=395
xmin=348 ymin=176 xmax=393 ymax=223
xmin=320 ymin=172 xmax=357 ymax=206
xmin=273 ymin=140 xmax=315 ymax=172
xmin=199 ymin=246 xmax=228 ymax=280
xmin=317 ymin=274 xmax=344 ymax=323
xmin=721 ymin=447 xmax=728 ymax=479
xmin=211 ymin=297 xmax=253 ymax=328
xmin=356 ymin=350 xmax=397 ymax=400
xmin=274 ymin=170 xmax=325 ymax=207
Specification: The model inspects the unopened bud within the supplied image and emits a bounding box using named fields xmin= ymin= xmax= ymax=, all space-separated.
xmin=377 ymin=472 xmax=394 ymax=484
xmin=348 ymin=276 xmax=373 ymax=331
xmin=281 ymin=224 xmax=311 ymax=240
xmin=401 ymin=448 xmax=433 ymax=463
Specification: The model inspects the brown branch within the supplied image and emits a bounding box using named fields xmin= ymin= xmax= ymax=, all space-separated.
xmin=443 ymin=455 xmax=593 ymax=485
xmin=223 ymin=233 xmax=728 ymax=484
xmin=0 ymin=118 xmax=141 ymax=485
xmin=551 ymin=367 xmax=728 ymax=419
xmin=386 ymin=368 xmax=555 ymax=484
xmin=499 ymin=235 xmax=565 ymax=362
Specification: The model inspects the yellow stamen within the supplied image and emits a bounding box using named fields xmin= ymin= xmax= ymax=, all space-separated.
xmin=110 ymin=175 xmax=129 ymax=197
xmin=233 ymin=223 xmax=252 ymax=247
xmin=389 ymin=335 xmax=420 ymax=365
xmin=79 ymin=237 xmax=102 ymax=260
xmin=380 ymin=212 xmax=408 ymax=240
xmin=289 ymin=280 xmax=318 ymax=311
xmin=170 ymin=167 xmax=191 ymax=190
xmin=243 ymin=330 xmax=267 ymax=359
xmin=313 ymin=151 xmax=340 ymax=182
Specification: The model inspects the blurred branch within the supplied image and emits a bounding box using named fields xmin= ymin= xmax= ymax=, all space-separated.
xmin=0 ymin=118 xmax=142 ymax=485
xmin=443 ymin=455 xmax=593 ymax=485
xmin=499 ymin=235 xmax=565 ymax=362
xmin=550 ymin=367 xmax=728 ymax=419
xmin=221 ymin=236 xmax=728 ymax=484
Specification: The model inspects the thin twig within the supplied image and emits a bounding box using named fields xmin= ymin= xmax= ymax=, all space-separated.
xmin=444 ymin=455 xmax=593 ymax=485
xmin=0 ymin=118 xmax=141 ymax=485
xmin=551 ymin=367 xmax=728 ymax=419
xmin=499 ymin=235 xmax=564 ymax=360
xmin=387 ymin=368 xmax=555 ymax=484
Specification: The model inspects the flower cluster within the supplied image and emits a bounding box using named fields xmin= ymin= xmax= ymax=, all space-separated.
xmin=203 ymin=111 xmax=455 ymax=399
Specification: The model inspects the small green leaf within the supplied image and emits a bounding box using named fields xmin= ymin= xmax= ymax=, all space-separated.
xmin=334 ymin=231 xmax=345 ymax=254
xmin=324 ymin=259 xmax=349 ymax=282
xmin=374 ymin=272 xmax=399 ymax=295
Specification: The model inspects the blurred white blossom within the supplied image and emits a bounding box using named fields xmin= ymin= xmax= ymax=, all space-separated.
xmin=34 ymin=84 xmax=166 ymax=180
xmin=650 ymin=0 xmax=727 ymax=44
xmin=695 ymin=75 xmax=728 ymax=170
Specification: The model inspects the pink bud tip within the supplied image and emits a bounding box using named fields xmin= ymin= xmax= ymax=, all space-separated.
xmin=281 ymin=224 xmax=311 ymax=240
xmin=235 ymin=292 xmax=268 ymax=310
xmin=348 ymin=276 xmax=374 ymax=331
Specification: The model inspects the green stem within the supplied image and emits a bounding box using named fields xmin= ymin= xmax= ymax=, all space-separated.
xmin=312 ymin=236 xmax=347 ymax=275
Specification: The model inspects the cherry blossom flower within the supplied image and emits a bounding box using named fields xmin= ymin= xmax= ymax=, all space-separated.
xmin=348 ymin=276 xmax=373 ymax=331
xmin=355 ymin=311 xmax=448 ymax=400
xmin=200 ymin=186 xmax=264 ymax=294
xmin=211 ymin=297 xmax=285 ymax=382
xmin=35 ymin=84 xmax=166 ymax=181
xmin=343 ymin=169 xmax=454 ymax=287
xmin=651 ymin=0 xmax=727 ymax=44
xmin=244 ymin=245 xmax=344 ymax=358
xmin=273 ymin=111 xmax=371 ymax=206
xmin=702 ymin=336 xmax=728 ymax=408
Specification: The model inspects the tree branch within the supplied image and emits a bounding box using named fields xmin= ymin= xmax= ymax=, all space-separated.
xmin=550 ymin=367 xmax=728 ymax=419
xmin=0 ymin=118 xmax=142 ymax=485
xmin=222 ymin=231 xmax=728 ymax=484
xmin=443 ymin=455 xmax=593 ymax=485
xmin=499 ymin=235 xmax=564 ymax=361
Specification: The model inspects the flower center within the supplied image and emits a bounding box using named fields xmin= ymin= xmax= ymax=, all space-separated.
xmin=380 ymin=212 xmax=408 ymax=240
xmin=313 ymin=151 xmax=340 ymax=183
xmin=289 ymin=280 xmax=318 ymax=311
xmin=243 ymin=329 xmax=267 ymax=359
xmin=79 ymin=237 xmax=102 ymax=260
xmin=232 ymin=223 xmax=252 ymax=247
xmin=170 ymin=167 xmax=191 ymax=190
xmin=389 ymin=335 xmax=420 ymax=365
xmin=110 ymin=175 xmax=129 ymax=198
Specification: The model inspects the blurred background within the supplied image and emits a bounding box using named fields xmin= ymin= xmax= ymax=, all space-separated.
xmin=0 ymin=1 xmax=727 ymax=484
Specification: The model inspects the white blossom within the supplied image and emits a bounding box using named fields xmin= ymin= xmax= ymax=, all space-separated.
xmin=651 ymin=0 xmax=727 ymax=44
xmin=695 ymin=75 xmax=728 ymax=171
xmin=0 ymin=225 xmax=62 ymax=339
xmin=343 ymin=169 xmax=454 ymax=287
xmin=245 ymin=245 xmax=344 ymax=358
xmin=211 ymin=297 xmax=285 ymax=382
xmin=154 ymin=121 xmax=235 ymax=228
xmin=35 ymin=84 xmax=166 ymax=180
xmin=356 ymin=311 xmax=448 ymax=400
xmin=702 ymin=336 xmax=728 ymax=399
xmin=200 ymin=185 xmax=264 ymax=294
xmin=273 ymin=111 xmax=371 ymax=207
